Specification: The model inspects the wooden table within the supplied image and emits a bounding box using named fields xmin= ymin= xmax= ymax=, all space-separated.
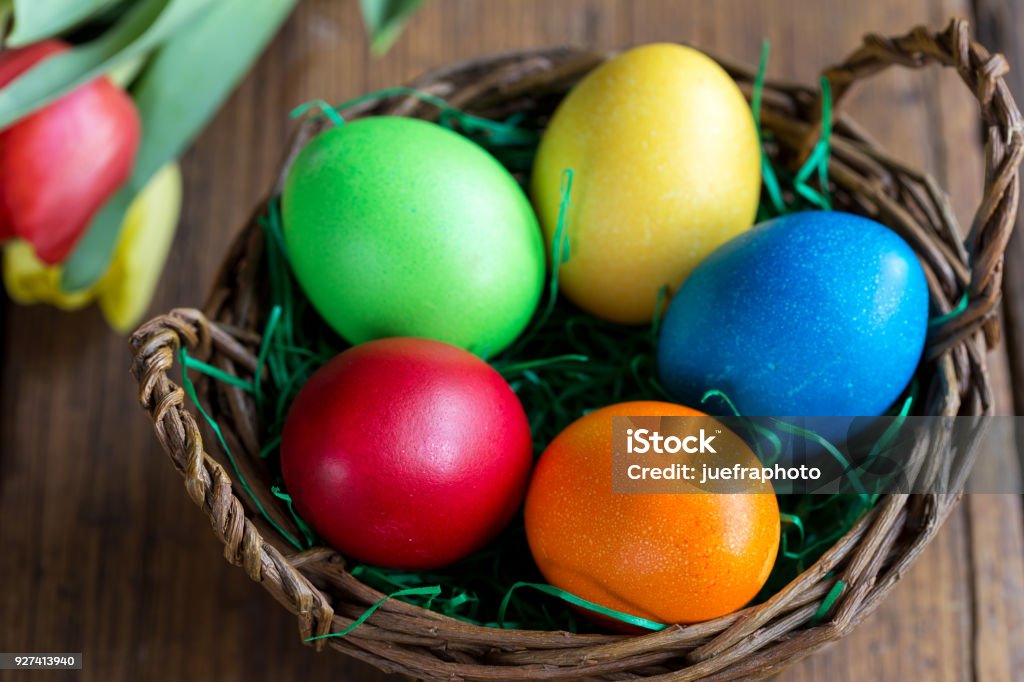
xmin=2 ymin=1 xmax=1023 ymax=680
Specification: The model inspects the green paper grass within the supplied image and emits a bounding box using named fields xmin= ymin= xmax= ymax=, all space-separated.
xmin=811 ymin=579 xmax=846 ymax=625
xmin=175 ymin=44 xmax=892 ymax=636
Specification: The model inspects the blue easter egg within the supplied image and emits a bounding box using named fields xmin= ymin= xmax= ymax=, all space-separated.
xmin=657 ymin=211 xmax=929 ymax=417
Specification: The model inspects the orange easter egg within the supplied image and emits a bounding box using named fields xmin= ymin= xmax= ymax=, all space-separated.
xmin=524 ymin=401 xmax=780 ymax=625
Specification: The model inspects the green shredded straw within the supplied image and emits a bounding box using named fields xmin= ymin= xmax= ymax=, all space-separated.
xmin=179 ymin=346 xmax=305 ymax=551
xmin=753 ymin=40 xmax=786 ymax=216
xmin=929 ymin=291 xmax=970 ymax=329
xmin=305 ymin=586 xmax=443 ymax=642
xmin=498 ymin=582 xmax=666 ymax=632
xmin=175 ymin=40 xmax=929 ymax=636
xmin=752 ymin=41 xmax=834 ymax=220
xmin=290 ymin=87 xmax=541 ymax=173
xmin=811 ymin=579 xmax=847 ymax=625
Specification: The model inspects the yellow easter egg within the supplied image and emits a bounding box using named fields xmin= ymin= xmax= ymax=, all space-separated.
xmin=531 ymin=44 xmax=761 ymax=324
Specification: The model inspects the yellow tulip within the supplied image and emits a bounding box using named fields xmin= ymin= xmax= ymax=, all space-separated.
xmin=2 ymin=162 xmax=183 ymax=333
xmin=98 ymin=163 xmax=183 ymax=332
xmin=2 ymin=240 xmax=96 ymax=310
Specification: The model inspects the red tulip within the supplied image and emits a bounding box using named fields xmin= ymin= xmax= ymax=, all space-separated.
xmin=0 ymin=40 xmax=140 ymax=263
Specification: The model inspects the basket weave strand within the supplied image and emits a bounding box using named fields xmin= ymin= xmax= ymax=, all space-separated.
xmin=130 ymin=18 xmax=1020 ymax=680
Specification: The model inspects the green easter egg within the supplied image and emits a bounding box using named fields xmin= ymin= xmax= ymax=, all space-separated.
xmin=282 ymin=116 xmax=545 ymax=355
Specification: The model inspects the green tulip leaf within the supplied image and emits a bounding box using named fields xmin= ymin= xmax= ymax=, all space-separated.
xmin=61 ymin=192 xmax=133 ymax=291
xmin=0 ymin=1 xmax=14 ymax=38
xmin=60 ymin=0 xmax=297 ymax=291
xmin=360 ymin=0 xmax=428 ymax=55
xmin=0 ymin=0 xmax=216 ymax=129
xmin=6 ymin=0 xmax=121 ymax=47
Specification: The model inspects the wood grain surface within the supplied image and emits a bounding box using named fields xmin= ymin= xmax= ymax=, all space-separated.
xmin=1 ymin=1 xmax=1022 ymax=680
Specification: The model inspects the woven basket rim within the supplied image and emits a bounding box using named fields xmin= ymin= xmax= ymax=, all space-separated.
xmin=130 ymin=17 xmax=1023 ymax=681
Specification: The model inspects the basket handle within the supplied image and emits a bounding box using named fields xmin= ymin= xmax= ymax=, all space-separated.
xmin=806 ymin=18 xmax=1024 ymax=351
xmin=129 ymin=309 xmax=336 ymax=648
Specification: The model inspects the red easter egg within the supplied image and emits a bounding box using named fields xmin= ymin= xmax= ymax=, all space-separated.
xmin=281 ymin=337 xmax=533 ymax=569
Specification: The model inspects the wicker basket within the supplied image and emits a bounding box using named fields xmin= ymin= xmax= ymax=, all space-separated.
xmin=130 ymin=18 xmax=1022 ymax=681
